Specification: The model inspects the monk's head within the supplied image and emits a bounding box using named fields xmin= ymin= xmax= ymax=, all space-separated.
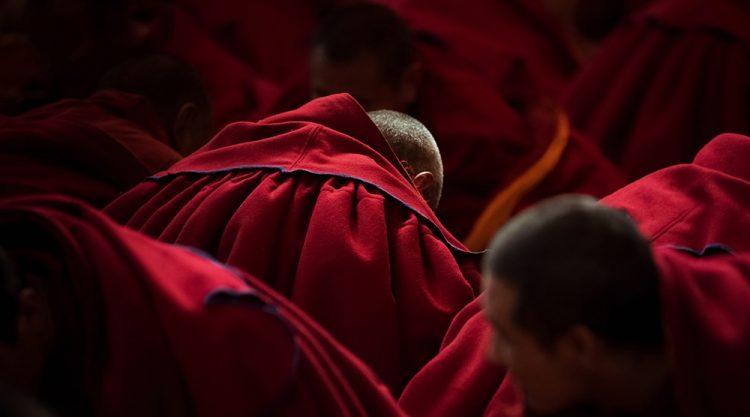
xmin=100 ymin=55 xmax=213 ymax=155
xmin=483 ymin=195 xmax=667 ymax=414
xmin=310 ymin=3 xmax=421 ymax=112
xmin=368 ymin=110 xmax=442 ymax=210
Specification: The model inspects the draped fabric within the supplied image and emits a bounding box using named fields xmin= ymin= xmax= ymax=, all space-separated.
xmin=399 ymin=296 xmax=509 ymax=417
xmin=656 ymin=248 xmax=750 ymax=417
xmin=0 ymin=194 xmax=408 ymax=417
xmin=160 ymin=5 xmax=287 ymax=126
xmin=396 ymin=0 xmax=580 ymax=99
xmin=400 ymin=134 xmax=750 ymax=417
xmin=106 ymin=93 xmax=481 ymax=393
xmin=0 ymin=90 xmax=180 ymax=208
xmin=415 ymin=39 xmax=624 ymax=241
xmin=602 ymin=133 xmax=750 ymax=250
xmin=564 ymin=0 xmax=750 ymax=180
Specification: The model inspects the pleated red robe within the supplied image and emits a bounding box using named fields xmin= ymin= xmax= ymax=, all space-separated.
xmin=564 ymin=0 xmax=750 ymax=180
xmin=0 ymin=89 xmax=181 ymax=208
xmin=0 ymin=194 xmax=408 ymax=417
xmin=400 ymin=133 xmax=750 ymax=417
xmin=105 ymin=93 xmax=481 ymax=393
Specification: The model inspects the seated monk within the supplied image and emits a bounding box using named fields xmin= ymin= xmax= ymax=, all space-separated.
xmin=400 ymin=133 xmax=750 ymax=417
xmin=564 ymin=0 xmax=750 ymax=180
xmin=0 ymin=55 xmax=212 ymax=208
xmin=310 ymin=2 xmax=625 ymax=244
xmin=0 ymin=194 xmax=408 ymax=417
xmin=479 ymin=195 xmax=750 ymax=416
xmin=105 ymin=93 xmax=481 ymax=393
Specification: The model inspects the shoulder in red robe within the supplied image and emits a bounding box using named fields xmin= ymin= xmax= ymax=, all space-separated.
xmin=105 ymin=93 xmax=481 ymax=393
xmin=602 ymin=133 xmax=750 ymax=251
xmin=401 ymin=134 xmax=750 ymax=416
xmin=0 ymin=89 xmax=181 ymax=208
xmin=0 ymin=194 xmax=408 ymax=417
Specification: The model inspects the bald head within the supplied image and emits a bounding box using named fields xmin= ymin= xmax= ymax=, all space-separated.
xmin=99 ymin=54 xmax=213 ymax=155
xmin=369 ymin=110 xmax=443 ymax=209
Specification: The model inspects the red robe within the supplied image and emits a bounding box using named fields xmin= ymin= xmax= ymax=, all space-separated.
xmin=396 ymin=0 xmax=580 ymax=99
xmin=161 ymin=5 xmax=286 ymax=126
xmin=0 ymin=194 xmax=408 ymax=417
xmin=105 ymin=93 xmax=481 ymax=393
xmin=0 ymin=89 xmax=181 ymax=208
xmin=414 ymin=39 xmax=625 ymax=243
xmin=602 ymin=133 xmax=750 ymax=251
xmin=400 ymin=133 xmax=750 ymax=417
xmin=564 ymin=0 xmax=750 ymax=180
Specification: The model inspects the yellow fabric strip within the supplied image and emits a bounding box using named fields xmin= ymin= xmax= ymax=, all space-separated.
xmin=463 ymin=112 xmax=570 ymax=251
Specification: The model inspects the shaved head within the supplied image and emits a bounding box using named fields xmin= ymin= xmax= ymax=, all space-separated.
xmin=99 ymin=54 xmax=213 ymax=154
xmin=485 ymin=195 xmax=662 ymax=350
xmin=369 ymin=110 xmax=443 ymax=209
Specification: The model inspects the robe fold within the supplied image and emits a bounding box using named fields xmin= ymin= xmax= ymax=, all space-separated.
xmin=106 ymin=93 xmax=481 ymax=393
xmin=564 ymin=0 xmax=750 ymax=180
xmin=396 ymin=0 xmax=580 ymax=99
xmin=161 ymin=5 xmax=285 ymax=126
xmin=400 ymin=134 xmax=750 ymax=417
xmin=0 ymin=89 xmax=181 ymax=208
xmin=0 ymin=194 xmax=408 ymax=417
xmin=655 ymin=247 xmax=750 ymax=417
xmin=602 ymin=133 xmax=750 ymax=250
xmin=415 ymin=40 xmax=625 ymax=243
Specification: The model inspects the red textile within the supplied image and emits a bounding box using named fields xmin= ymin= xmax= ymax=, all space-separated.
xmin=174 ymin=0 xmax=319 ymax=85
xmin=564 ymin=0 xmax=750 ymax=180
xmin=415 ymin=40 xmax=624 ymax=239
xmin=396 ymin=0 xmax=580 ymax=99
xmin=0 ymin=194 xmax=407 ymax=417
xmin=656 ymin=247 xmax=750 ymax=417
xmin=0 ymin=89 xmax=181 ymax=208
xmin=400 ymin=134 xmax=750 ymax=417
xmin=161 ymin=5 xmax=286 ymax=126
xmin=105 ymin=93 xmax=481 ymax=393
xmin=602 ymin=133 xmax=750 ymax=251
xmin=514 ymin=129 xmax=627 ymax=214
xmin=399 ymin=296 xmax=508 ymax=417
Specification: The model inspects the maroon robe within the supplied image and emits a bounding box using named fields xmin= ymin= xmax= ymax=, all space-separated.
xmin=602 ymin=133 xmax=750 ymax=250
xmin=414 ymin=39 xmax=625 ymax=242
xmin=160 ymin=5 xmax=286 ymax=126
xmin=105 ymin=93 xmax=481 ymax=393
xmin=400 ymin=133 xmax=750 ymax=417
xmin=0 ymin=89 xmax=181 ymax=208
xmin=395 ymin=0 xmax=580 ymax=99
xmin=564 ymin=0 xmax=750 ymax=180
xmin=0 ymin=194 xmax=408 ymax=417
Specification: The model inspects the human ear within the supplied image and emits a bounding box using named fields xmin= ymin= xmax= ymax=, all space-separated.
xmin=173 ymin=102 xmax=199 ymax=155
xmin=560 ymin=325 xmax=601 ymax=370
